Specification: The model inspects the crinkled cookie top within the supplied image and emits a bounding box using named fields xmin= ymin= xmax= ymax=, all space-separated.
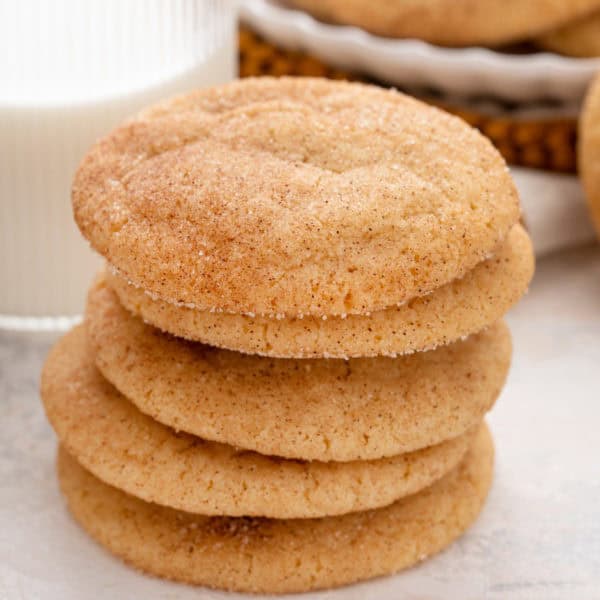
xmin=73 ymin=77 xmax=520 ymax=316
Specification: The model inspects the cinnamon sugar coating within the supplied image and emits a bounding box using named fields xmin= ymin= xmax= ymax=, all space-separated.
xmin=106 ymin=224 xmax=532 ymax=358
xmin=42 ymin=326 xmax=477 ymax=518
xmin=73 ymin=77 xmax=520 ymax=317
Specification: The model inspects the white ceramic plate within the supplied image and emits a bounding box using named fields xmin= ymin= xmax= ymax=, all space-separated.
xmin=240 ymin=0 xmax=600 ymax=104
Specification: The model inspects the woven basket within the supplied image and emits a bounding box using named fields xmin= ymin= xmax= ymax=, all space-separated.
xmin=239 ymin=27 xmax=577 ymax=173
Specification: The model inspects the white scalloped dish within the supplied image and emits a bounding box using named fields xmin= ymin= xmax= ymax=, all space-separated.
xmin=241 ymin=0 xmax=600 ymax=104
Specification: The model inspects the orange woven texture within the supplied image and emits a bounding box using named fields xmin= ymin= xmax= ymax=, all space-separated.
xmin=239 ymin=27 xmax=577 ymax=173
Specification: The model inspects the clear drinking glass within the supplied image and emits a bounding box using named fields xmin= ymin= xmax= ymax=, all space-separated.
xmin=0 ymin=0 xmax=237 ymax=331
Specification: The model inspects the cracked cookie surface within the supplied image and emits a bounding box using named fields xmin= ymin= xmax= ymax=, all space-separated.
xmin=73 ymin=77 xmax=520 ymax=317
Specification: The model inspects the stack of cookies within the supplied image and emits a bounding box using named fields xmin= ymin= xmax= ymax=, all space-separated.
xmin=41 ymin=78 xmax=534 ymax=594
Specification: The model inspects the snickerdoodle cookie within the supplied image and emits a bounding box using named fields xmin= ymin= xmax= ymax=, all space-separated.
xmin=42 ymin=326 xmax=476 ymax=519
xmin=537 ymin=12 xmax=600 ymax=57
xmin=286 ymin=0 xmax=600 ymax=46
xmin=580 ymin=74 xmax=600 ymax=237
xmin=73 ymin=77 xmax=520 ymax=318
xmin=57 ymin=423 xmax=493 ymax=593
xmin=106 ymin=224 xmax=532 ymax=358
xmin=86 ymin=277 xmax=510 ymax=462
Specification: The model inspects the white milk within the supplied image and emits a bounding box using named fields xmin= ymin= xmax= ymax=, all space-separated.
xmin=0 ymin=0 xmax=236 ymax=329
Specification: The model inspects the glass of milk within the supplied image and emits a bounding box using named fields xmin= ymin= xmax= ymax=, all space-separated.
xmin=0 ymin=0 xmax=237 ymax=330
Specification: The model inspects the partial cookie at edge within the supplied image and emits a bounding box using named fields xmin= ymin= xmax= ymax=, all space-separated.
xmin=73 ymin=77 xmax=520 ymax=317
xmin=536 ymin=12 xmax=600 ymax=57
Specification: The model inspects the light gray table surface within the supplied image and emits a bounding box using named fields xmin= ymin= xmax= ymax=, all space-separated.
xmin=1 ymin=243 xmax=599 ymax=600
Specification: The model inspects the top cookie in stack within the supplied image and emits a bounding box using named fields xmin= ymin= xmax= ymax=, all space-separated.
xmin=73 ymin=77 xmax=531 ymax=359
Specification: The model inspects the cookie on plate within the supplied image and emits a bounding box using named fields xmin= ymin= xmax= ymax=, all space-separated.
xmin=57 ymin=423 xmax=493 ymax=593
xmin=536 ymin=12 xmax=600 ymax=57
xmin=42 ymin=325 xmax=477 ymax=519
xmin=580 ymin=73 xmax=600 ymax=236
xmin=286 ymin=0 xmax=600 ymax=46
xmin=86 ymin=276 xmax=510 ymax=462
xmin=73 ymin=77 xmax=520 ymax=318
